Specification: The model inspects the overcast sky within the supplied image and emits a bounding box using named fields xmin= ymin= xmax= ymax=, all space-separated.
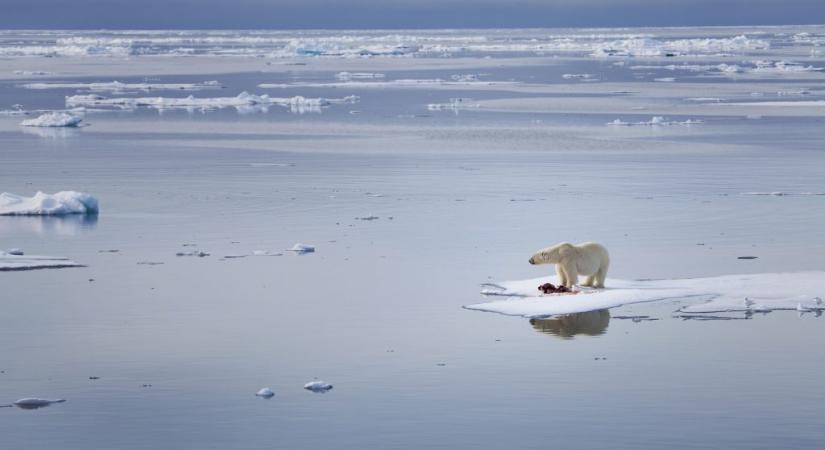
xmin=2 ymin=0 xmax=824 ymax=29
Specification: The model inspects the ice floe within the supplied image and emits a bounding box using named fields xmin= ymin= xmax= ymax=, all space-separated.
xmin=335 ymin=72 xmax=385 ymax=80
xmin=427 ymin=98 xmax=481 ymax=113
xmin=12 ymin=398 xmax=66 ymax=410
xmin=0 ymin=251 xmax=84 ymax=271
xmin=65 ymin=92 xmax=358 ymax=114
xmin=21 ymin=80 xmax=223 ymax=92
xmin=20 ymin=112 xmax=83 ymax=128
xmin=607 ymin=116 xmax=702 ymax=126
xmin=255 ymin=388 xmax=274 ymax=398
xmin=741 ymin=191 xmax=825 ymax=196
xmin=562 ymin=73 xmax=598 ymax=81
xmin=0 ymin=191 xmax=99 ymax=216
xmin=258 ymin=78 xmax=518 ymax=89
xmin=287 ymin=243 xmax=315 ymax=254
xmin=466 ymin=272 xmax=825 ymax=318
xmin=304 ymin=381 xmax=333 ymax=392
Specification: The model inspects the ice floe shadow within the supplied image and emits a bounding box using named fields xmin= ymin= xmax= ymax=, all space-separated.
xmin=529 ymin=310 xmax=610 ymax=339
xmin=0 ymin=214 xmax=98 ymax=235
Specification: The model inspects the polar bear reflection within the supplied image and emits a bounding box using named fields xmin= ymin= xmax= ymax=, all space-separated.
xmin=529 ymin=309 xmax=610 ymax=339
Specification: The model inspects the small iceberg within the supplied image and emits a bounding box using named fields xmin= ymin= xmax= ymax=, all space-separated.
xmin=255 ymin=388 xmax=275 ymax=398
xmin=20 ymin=112 xmax=82 ymax=128
xmin=287 ymin=243 xmax=315 ymax=254
xmin=0 ymin=191 xmax=99 ymax=216
xmin=304 ymin=381 xmax=333 ymax=392
xmin=13 ymin=398 xmax=66 ymax=410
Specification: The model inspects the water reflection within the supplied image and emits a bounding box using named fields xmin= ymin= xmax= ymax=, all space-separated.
xmin=0 ymin=214 xmax=98 ymax=235
xmin=529 ymin=309 xmax=610 ymax=339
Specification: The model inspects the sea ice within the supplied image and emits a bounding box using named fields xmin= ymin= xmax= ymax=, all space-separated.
xmin=12 ymin=398 xmax=66 ymax=409
xmin=304 ymin=381 xmax=333 ymax=392
xmin=0 ymin=191 xmax=99 ymax=216
xmin=466 ymin=272 xmax=825 ymax=318
xmin=22 ymin=80 xmax=223 ymax=92
xmin=607 ymin=117 xmax=702 ymax=126
xmin=287 ymin=243 xmax=315 ymax=254
xmin=335 ymin=72 xmax=385 ymax=80
xmin=255 ymin=388 xmax=274 ymax=398
xmin=65 ymin=92 xmax=358 ymax=114
xmin=0 ymin=251 xmax=84 ymax=271
xmin=20 ymin=112 xmax=83 ymax=128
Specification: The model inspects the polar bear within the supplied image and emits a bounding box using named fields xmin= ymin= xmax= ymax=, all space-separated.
xmin=528 ymin=242 xmax=610 ymax=288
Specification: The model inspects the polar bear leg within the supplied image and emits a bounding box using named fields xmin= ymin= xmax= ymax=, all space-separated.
xmin=582 ymin=275 xmax=595 ymax=287
xmin=556 ymin=264 xmax=568 ymax=287
xmin=561 ymin=262 xmax=578 ymax=288
xmin=593 ymin=263 xmax=608 ymax=288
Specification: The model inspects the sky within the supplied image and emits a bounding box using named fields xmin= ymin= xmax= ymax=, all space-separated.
xmin=1 ymin=0 xmax=824 ymax=29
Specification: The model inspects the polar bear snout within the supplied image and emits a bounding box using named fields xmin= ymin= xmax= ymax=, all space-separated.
xmin=529 ymin=256 xmax=536 ymax=265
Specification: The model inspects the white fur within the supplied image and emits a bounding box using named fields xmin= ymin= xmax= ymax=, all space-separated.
xmin=528 ymin=242 xmax=610 ymax=288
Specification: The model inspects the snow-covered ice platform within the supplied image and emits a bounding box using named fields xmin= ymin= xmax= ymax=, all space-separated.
xmin=466 ymin=272 xmax=825 ymax=318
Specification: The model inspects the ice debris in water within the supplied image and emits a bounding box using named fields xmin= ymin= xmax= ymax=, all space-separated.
xmin=21 ymin=80 xmax=222 ymax=92
xmin=176 ymin=250 xmax=210 ymax=257
xmin=304 ymin=381 xmax=333 ymax=392
xmin=20 ymin=112 xmax=82 ymax=128
xmin=607 ymin=116 xmax=702 ymax=126
xmin=335 ymin=72 xmax=385 ymax=80
xmin=0 ymin=191 xmax=98 ymax=215
xmin=6 ymin=248 xmax=24 ymax=255
xmin=255 ymin=388 xmax=275 ymax=398
xmin=0 ymin=251 xmax=84 ymax=271
xmin=13 ymin=398 xmax=66 ymax=409
xmin=287 ymin=243 xmax=315 ymax=254
xmin=65 ymin=92 xmax=358 ymax=114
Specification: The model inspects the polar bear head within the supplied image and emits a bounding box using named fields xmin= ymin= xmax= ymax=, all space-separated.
xmin=529 ymin=242 xmax=574 ymax=265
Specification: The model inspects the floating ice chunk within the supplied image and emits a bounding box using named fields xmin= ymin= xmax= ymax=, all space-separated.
xmin=65 ymin=92 xmax=358 ymax=114
xmin=287 ymin=243 xmax=315 ymax=254
xmin=355 ymin=216 xmax=379 ymax=221
xmin=255 ymin=388 xmax=274 ymax=398
xmin=562 ymin=73 xmax=597 ymax=80
xmin=335 ymin=72 xmax=385 ymax=80
xmin=741 ymin=192 xmax=825 ymax=196
xmin=304 ymin=381 xmax=333 ymax=392
xmin=6 ymin=248 xmax=24 ymax=256
xmin=0 ymin=251 xmax=84 ymax=271
xmin=427 ymin=98 xmax=480 ymax=113
xmin=176 ymin=250 xmax=210 ymax=257
xmin=0 ymin=191 xmax=98 ymax=216
xmin=654 ymin=77 xmax=675 ymax=82
xmin=14 ymin=70 xmax=52 ymax=76
xmin=751 ymin=60 xmax=823 ymax=73
xmin=607 ymin=116 xmax=701 ymax=127
xmin=467 ymin=272 xmax=825 ymax=318
xmin=13 ymin=398 xmax=66 ymax=409
xmin=251 ymin=250 xmax=283 ymax=256
xmin=20 ymin=112 xmax=82 ymax=128
xmin=22 ymin=80 xmax=223 ymax=92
